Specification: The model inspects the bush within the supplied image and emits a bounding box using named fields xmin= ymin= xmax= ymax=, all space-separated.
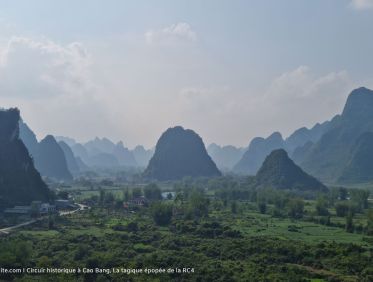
xmin=151 ymin=202 xmax=173 ymax=226
xmin=335 ymin=202 xmax=350 ymax=217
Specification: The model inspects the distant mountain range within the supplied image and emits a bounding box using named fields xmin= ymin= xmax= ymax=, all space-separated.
xmin=207 ymin=143 xmax=245 ymax=171
xmin=69 ymin=137 xmax=137 ymax=168
xmin=233 ymin=87 xmax=373 ymax=184
xmin=144 ymin=126 xmax=221 ymax=180
xmin=66 ymin=137 xmax=154 ymax=169
xmin=233 ymin=122 xmax=331 ymax=175
xmin=19 ymin=122 xmax=153 ymax=181
xmin=8 ymin=86 xmax=373 ymax=185
xmin=294 ymin=87 xmax=373 ymax=184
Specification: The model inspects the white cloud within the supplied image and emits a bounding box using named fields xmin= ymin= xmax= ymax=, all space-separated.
xmin=0 ymin=36 xmax=92 ymax=98
xmin=176 ymin=66 xmax=354 ymax=146
xmin=260 ymin=66 xmax=352 ymax=137
xmin=145 ymin=22 xmax=197 ymax=44
xmin=0 ymin=36 xmax=115 ymax=142
xmin=0 ymin=35 xmax=358 ymax=148
xmin=351 ymin=0 xmax=373 ymax=9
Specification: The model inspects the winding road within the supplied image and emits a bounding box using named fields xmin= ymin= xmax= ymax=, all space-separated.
xmin=0 ymin=203 xmax=89 ymax=235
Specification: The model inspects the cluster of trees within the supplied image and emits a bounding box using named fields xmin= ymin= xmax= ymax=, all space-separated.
xmin=313 ymin=187 xmax=372 ymax=234
xmin=214 ymin=186 xmax=306 ymax=219
xmin=151 ymin=189 xmax=210 ymax=226
xmin=81 ymin=177 xmax=373 ymax=236
xmin=86 ymin=183 xmax=164 ymax=208
xmin=210 ymin=178 xmax=373 ymax=234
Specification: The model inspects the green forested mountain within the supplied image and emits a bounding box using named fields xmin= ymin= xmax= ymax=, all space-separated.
xmin=144 ymin=126 xmax=221 ymax=180
xmin=0 ymin=108 xmax=51 ymax=207
xmin=297 ymin=87 xmax=373 ymax=183
xmin=255 ymin=149 xmax=327 ymax=191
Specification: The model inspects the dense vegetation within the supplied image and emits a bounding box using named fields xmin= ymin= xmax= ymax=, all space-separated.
xmin=1 ymin=176 xmax=372 ymax=281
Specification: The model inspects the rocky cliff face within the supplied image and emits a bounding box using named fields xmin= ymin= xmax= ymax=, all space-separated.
xmin=144 ymin=126 xmax=221 ymax=180
xmin=0 ymin=108 xmax=51 ymax=207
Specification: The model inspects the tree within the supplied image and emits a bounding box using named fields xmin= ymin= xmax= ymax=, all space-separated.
xmin=104 ymin=192 xmax=115 ymax=204
xmin=189 ymin=190 xmax=209 ymax=218
xmin=123 ymin=188 xmax=129 ymax=202
xmin=350 ymin=189 xmax=370 ymax=212
xmin=126 ymin=221 xmax=139 ymax=232
xmin=274 ymin=193 xmax=286 ymax=209
xmin=287 ymin=198 xmax=304 ymax=219
xmin=335 ymin=202 xmax=350 ymax=217
xmin=316 ymin=196 xmax=329 ymax=216
xmin=258 ymin=201 xmax=267 ymax=214
xmin=14 ymin=241 xmax=32 ymax=266
xmin=346 ymin=212 xmax=354 ymax=233
xmin=366 ymin=209 xmax=373 ymax=235
xmin=231 ymin=201 xmax=238 ymax=214
xmin=37 ymin=256 xmax=52 ymax=267
xmin=151 ymin=202 xmax=173 ymax=226
xmin=339 ymin=187 xmax=348 ymax=201
xmin=48 ymin=214 xmax=55 ymax=229
xmin=99 ymin=188 xmax=106 ymax=206
xmin=328 ymin=187 xmax=340 ymax=206
xmin=144 ymin=183 xmax=162 ymax=201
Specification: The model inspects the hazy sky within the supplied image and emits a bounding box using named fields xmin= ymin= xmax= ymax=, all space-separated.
xmin=1 ymin=0 xmax=373 ymax=148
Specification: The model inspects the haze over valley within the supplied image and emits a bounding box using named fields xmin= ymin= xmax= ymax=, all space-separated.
xmin=1 ymin=1 xmax=373 ymax=281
